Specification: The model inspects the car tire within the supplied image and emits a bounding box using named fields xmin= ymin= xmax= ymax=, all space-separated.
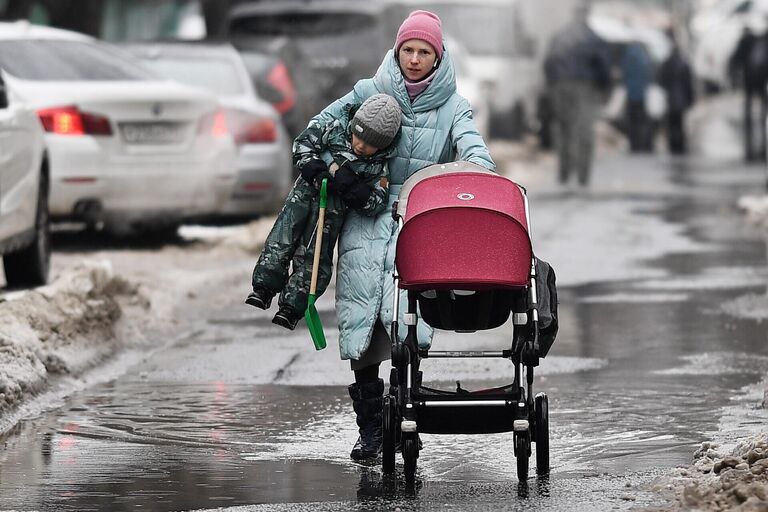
xmin=145 ymin=223 xmax=180 ymax=242
xmin=3 ymin=170 xmax=50 ymax=288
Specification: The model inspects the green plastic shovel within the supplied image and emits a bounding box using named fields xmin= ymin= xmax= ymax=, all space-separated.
xmin=305 ymin=178 xmax=328 ymax=351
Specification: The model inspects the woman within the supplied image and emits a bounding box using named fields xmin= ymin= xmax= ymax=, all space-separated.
xmin=313 ymin=10 xmax=495 ymax=460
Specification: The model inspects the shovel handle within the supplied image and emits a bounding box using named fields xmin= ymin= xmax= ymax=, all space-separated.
xmin=309 ymin=178 xmax=328 ymax=296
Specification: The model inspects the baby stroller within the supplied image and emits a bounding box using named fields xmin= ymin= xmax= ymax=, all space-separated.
xmin=384 ymin=161 xmax=556 ymax=483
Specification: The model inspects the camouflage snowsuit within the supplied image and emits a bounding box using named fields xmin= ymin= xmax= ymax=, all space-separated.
xmin=251 ymin=104 xmax=394 ymax=314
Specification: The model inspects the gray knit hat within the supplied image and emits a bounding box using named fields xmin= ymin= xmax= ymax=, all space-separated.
xmin=351 ymin=94 xmax=402 ymax=149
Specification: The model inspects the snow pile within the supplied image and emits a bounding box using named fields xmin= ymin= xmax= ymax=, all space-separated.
xmin=0 ymin=260 xmax=150 ymax=416
xmin=738 ymin=195 xmax=768 ymax=229
xmin=216 ymin=217 xmax=275 ymax=254
xmin=688 ymin=93 xmax=743 ymax=161
xmin=650 ymin=434 xmax=768 ymax=511
xmin=722 ymin=292 xmax=768 ymax=321
xmin=179 ymin=216 xmax=275 ymax=255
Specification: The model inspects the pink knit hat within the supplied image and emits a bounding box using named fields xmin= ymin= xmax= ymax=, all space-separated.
xmin=394 ymin=10 xmax=443 ymax=59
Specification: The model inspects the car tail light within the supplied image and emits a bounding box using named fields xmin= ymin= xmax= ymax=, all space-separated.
xmin=37 ymin=106 xmax=112 ymax=136
xmin=267 ymin=62 xmax=296 ymax=114
xmin=212 ymin=111 xmax=228 ymax=137
xmin=239 ymin=118 xmax=277 ymax=144
xmin=199 ymin=110 xmax=229 ymax=137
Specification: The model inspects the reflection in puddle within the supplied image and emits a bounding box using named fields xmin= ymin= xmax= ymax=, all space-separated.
xmin=2 ymin=366 xmax=753 ymax=512
xmin=4 ymin=185 xmax=768 ymax=509
xmin=579 ymin=292 xmax=689 ymax=304
xmin=634 ymin=265 xmax=768 ymax=291
xmin=655 ymin=352 xmax=768 ymax=376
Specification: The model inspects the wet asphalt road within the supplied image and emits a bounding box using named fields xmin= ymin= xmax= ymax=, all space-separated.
xmin=2 ymin=153 xmax=768 ymax=511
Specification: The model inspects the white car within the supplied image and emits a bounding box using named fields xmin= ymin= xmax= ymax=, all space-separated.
xmin=125 ymin=42 xmax=293 ymax=218
xmin=444 ymin=36 xmax=491 ymax=139
xmin=588 ymin=15 xmax=672 ymax=124
xmin=691 ymin=0 xmax=768 ymax=89
xmin=0 ymin=69 xmax=48 ymax=287
xmin=0 ymin=22 xmax=238 ymax=235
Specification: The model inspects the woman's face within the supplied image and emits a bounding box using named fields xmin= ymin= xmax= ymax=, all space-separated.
xmin=398 ymin=39 xmax=437 ymax=81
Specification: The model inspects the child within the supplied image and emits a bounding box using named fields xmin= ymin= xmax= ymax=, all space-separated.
xmin=245 ymin=94 xmax=402 ymax=330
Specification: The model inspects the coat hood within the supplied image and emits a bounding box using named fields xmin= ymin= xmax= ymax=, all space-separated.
xmin=372 ymin=47 xmax=457 ymax=113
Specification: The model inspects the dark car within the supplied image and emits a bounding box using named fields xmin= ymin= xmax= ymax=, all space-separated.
xmin=236 ymin=48 xmax=305 ymax=139
xmin=227 ymin=1 xmax=401 ymax=127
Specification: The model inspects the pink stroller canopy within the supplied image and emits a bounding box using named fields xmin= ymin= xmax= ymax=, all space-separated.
xmin=396 ymin=162 xmax=532 ymax=291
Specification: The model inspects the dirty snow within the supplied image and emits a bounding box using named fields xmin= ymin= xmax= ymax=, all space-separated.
xmin=0 ymin=260 xmax=149 ymax=426
xmin=645 ymin=96 xmax=768 ymax=511
xmin=647 ymin=433 xmax=768 ymax=511
xmin=0 ymin=221 xmax=269 ymax=437
xmin=179 ymin=217 xmax=275 ymax=255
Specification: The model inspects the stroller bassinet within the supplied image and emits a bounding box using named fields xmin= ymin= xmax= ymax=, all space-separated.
xmin=384 ymin=161 xmax=553 ymax=484
xmin=396 ymin=165 xmax=532 ymax=331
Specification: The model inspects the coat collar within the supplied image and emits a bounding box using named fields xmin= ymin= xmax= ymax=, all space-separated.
xmin=372 ymin=47 xmax=457 ymax=113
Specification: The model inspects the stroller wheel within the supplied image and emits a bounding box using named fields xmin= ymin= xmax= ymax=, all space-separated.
xmin=403 ymin=436 xmax=419 ymax=484
xmin=382 ymin=395 xmax=396 ymax=475
xmin=514 ymin=431 xmax=530 ymax=482
xmin=535 ymin=393 xmax=550 ymax=475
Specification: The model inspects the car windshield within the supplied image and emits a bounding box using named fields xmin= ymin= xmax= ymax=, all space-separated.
xmin=230 ymin=12 xmax=377 ymax=37
xmin=239 ymin=52 xmax=274 ymax=75
xmin=140 ymin=57 xmax=244 ymax=96
xmin=0 ymin=40 xmax=158 ymax=81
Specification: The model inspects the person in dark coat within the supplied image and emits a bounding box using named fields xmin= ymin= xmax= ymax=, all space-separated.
xmin=729 ymin=20 xmax=768 ymax=161
xmin=621 ymin=42 xmax=654 ymax=152
xmin=543 ymin=4 xmax=611 ymax=186
xmin=657 ymin=31 xmax=695 ymax=154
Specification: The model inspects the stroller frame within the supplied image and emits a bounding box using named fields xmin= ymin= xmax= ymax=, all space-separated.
xmin=383 ymin=166 xmax=549 ymax=483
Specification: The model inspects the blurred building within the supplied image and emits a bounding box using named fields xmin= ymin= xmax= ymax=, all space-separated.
xmin=0 ymin=0 xmax=218 ymax=41
xmin=0 ymin=0 xmax=698 ymax=43
xmin=101 ymin=0 xmax=206 ymax=41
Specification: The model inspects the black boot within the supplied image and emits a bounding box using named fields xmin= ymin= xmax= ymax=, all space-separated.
xmin=272 ymin=305 xmax=301 ymax=330
xmin=348 ymin=378 xmax=384 ymax=461
xmin=245 ymin=288 xmax=273 ymax=310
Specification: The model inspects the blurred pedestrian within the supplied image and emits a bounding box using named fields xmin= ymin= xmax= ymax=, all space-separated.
xmin=302 ymin=10 xmax=494 ymax=461
xmin=544 ymin=3 xmax=611 ymax=186
xmin=657 ymin=30 xmax=695 ymax=154
xmin=621 ymin=42 xmax=654 ymax=152
xmin=246 ymin=94 xmax=401 ymax=330
xmin=729 ymin=17 xmax=768 ymax=162
xmin=536 ymin=92 xmax=554 ymax=150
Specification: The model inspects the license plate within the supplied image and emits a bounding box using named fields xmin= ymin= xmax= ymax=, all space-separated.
xmin=120 ymin=122 xmax=186 ymax=144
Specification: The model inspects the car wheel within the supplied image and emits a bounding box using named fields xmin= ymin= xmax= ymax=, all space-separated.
xmin=145 ymin=223 xmax=181 ymax=242
xmin=3 ymin=170 xmax=50 ymax=288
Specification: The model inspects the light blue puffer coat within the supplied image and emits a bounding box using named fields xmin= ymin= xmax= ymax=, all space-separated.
xmin=313 ymin=47 xmax=496 ymax=361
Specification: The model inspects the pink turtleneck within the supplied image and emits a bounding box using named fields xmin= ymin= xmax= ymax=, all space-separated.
xmin=404 ymin=72 xmax=436 ymax=102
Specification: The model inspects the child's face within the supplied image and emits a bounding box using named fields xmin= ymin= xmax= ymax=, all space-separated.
xmin=351 ymin=134 xmax=379 ymax=157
